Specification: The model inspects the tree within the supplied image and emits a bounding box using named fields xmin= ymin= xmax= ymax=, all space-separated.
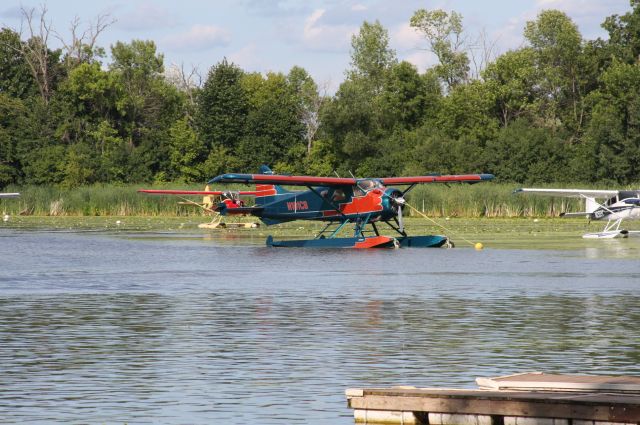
xmin=55 ymin=13 xmax=114 ymax=68
xmin=524 ymin=10 xmax=584 ymax=132
xmin=380 ymin=61 xmax=436 ymax=130
xmin=109 ymin=40 xmax=183 ymax=182
xmin=238 ymin=72 xmax=305 ymax=171
xmin=195 ymin=59 xmax=248 ymax=154
xmin=602 ymin=0 xmax=640 ymax=64
xmin=484 ymin=119 xmax=569 ymax=183
xmin=435 ymin=80 xmax=498 ymax=143
xmin=168 ymin=117 xmax=204 ymax=182
xmin=582 ymin=60 xmax=640 ymax=183
xmin=110 ymin=39 xmax=164 ymax=145
xmin=320 ymin=78 xmax=377 ymax=174
xmin=13 ymin=5 xmax=65 ymax=104
xmin=165 ymin=62 xmax=202 ymax=114
xmin=482 ymin=48 xmax=537 ymax=127
xmin=410 ymin=9 xmax=469 ymax=90
xmin=348 ymin=20 xmax=397 ymax=93
xmin=0 ymin=28 xmax=37 ymax=99
xmin=0 ymin=94 xmax=29 ymax=187
xmin=287 ymin=66 xmax=326 ymax=155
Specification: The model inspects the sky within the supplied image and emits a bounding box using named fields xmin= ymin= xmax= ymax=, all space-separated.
xmin=0 ymin=0 xmax=633 ymax=92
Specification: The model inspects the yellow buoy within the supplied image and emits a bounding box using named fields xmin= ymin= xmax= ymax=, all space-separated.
xmin=474 ymin=242 xmax=484 ymax=250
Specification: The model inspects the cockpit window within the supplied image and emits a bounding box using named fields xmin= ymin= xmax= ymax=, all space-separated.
xmin=605 ymin=195 xmax=618 ymax=206
xmin=356 ymin=179 xmax=382 ymax=193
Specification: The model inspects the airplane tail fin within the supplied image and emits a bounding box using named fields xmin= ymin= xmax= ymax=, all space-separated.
xmin=254 ymin=164 xmax=289 ymax=206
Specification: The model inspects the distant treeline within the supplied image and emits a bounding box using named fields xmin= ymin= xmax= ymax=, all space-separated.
xmin=1 ymin=3 xmax=640 ymax=189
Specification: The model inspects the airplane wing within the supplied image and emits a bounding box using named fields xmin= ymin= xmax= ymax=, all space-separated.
xmin=209 ymin=173 xmax=357 ymax=186
xmin=514 ymin=188 xmax=619 ymax=198
xmin=379 ymin=174 xmax=494 ymax=185
xmin=0 ymin=193 xmax=20 ymax=198
xmin=138 ymin=189 xmax=259 ymax=196
xmin=209 ymin=173 xmax=494 ymax=186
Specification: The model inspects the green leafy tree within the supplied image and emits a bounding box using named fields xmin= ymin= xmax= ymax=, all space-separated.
xmin=168 ymin=117 xmax=205 ymax=182
xmin=482 ymin=48 xmax=537 ymax=127
xmin=0 ymin=28 xmax=37 ymax=99
xmin=287 ymin=66 xmax=324 ymax=156
xmin=348 ymin=20 xmax=397 ymax=93
xmin=410 ymin=9 xmax=469 ymax=90
xmin=238 ymin=72 xmax=305 ymax=172
xmin=380 ymin=61 xmax=437 ymax=130
xmin=63 ymin=142 xmax=97 ymax=187
xmin=484 ymin=119 xmax=569 ymax=183
xmin=109 ymin=40 xmax=184 ymax=182
xmin=602 ymin=0 xmax=640 ymax=64
xmin=582 ymin=60 xmax=640 ymax=183
xmin=435 ymin=80 xmax=498 ymax=143
xmin=110 ymin=40 xmax=164 ymax=146
xmin=196 ymin=59 xmax=248 ymax=155
xmin=0 ymin=94 xmax=30 ymax=187
xmin=524 ymin=10 xmax=584 ymax=132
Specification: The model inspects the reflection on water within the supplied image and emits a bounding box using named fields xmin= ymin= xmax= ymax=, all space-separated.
xmin=0 ymin=230 xmax=639 ymax=424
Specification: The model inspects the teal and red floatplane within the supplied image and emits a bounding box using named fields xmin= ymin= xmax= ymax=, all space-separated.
xmin=140 ymin=165 xmax=494 ymax=248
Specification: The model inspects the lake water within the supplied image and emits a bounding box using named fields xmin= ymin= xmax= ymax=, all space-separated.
xmin=1 ymin=226 xmax=640 ymax=424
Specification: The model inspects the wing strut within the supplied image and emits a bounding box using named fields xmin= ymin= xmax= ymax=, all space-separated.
xmin=305 ymin=185 xmax=348 ymax=219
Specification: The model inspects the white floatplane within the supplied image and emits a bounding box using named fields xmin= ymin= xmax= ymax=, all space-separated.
xmin=515 ymin=188 xmax=640 ymax=239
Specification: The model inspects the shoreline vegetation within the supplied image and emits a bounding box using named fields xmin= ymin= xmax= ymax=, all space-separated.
xmin=2 ymin=5 xmax=640 ymax=193
xmin=0 ymin=183 xmax=633 ymax=218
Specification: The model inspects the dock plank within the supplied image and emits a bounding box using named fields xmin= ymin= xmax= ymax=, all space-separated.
xmin=347 ymin=388 xmax=640 ymax=422
xmin=477 ymin=372 xmax=640 ymax=393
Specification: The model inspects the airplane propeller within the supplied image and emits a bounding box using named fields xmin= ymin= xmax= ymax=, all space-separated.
xmin=388 ymin=191 xmax=406 ymax=234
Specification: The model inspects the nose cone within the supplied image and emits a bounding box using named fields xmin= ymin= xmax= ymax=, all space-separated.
xmin=381 ymin=188 xmax=404 ymax=218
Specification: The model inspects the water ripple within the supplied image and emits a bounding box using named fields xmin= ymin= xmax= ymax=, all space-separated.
xmin=0 ymin=231 xmax=639 ymax=424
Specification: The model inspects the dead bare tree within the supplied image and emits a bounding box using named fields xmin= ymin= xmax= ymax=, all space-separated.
xmin=301 ymin=79 xmax=330 ymax=156
xmin=468 ymin=28 xmax=499 ymax=80
xmin=165 ymin=62 xmax=202 ymax=107
xmin=55 ymin=13 xmax=115 ymax=66
xmin=17 ymin=5 xmax=55 ymax=104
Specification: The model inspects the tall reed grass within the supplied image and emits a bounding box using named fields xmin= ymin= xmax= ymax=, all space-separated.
xmin=406 ymin=184 xmax=589 ymax=218
xmin=0 ymin=182 xmax=631 ymax=217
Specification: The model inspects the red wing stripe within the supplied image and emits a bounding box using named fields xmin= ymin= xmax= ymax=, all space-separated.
xmin=251 ymin=175 xmax=357 ymax=186
xmin=381 ymin=174 xmax=493 ymax=185
xmin=138 ymin=189 xmax=258 ymax=195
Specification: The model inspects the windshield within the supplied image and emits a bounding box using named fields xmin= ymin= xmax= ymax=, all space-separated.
xmin=356 ymin=179 xmax=382 ymax=193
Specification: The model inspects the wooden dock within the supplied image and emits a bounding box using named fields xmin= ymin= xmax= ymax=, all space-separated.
xmin=346 ymin=373 xmax=640 ymax=424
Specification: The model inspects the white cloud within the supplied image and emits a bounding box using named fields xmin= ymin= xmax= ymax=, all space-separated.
xmin=490 ymin=15 xmax=530 ymax=53
xmin=302 ymin=8 xmax=358 ymax=52
xmin=402 ymin=50 xmax=438 ymax=73
xmin=117 ymin=1 xmax=179 ymax=31
xmin=228 ymin=43 xmax=265 ymax=71
xmin=163 ymin=25 xmax=231 ymax=52
xmin=351 ymin=4 xmax=368 ymax=12
xmin=392 ymin=22 xmax=423 ymax=51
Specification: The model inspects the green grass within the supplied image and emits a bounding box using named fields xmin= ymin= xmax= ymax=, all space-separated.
xmin=0 ymin=182 xmax=634 ymax=218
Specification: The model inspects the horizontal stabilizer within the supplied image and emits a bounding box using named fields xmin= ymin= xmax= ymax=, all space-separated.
xmin=560 ymin=212 xmax=590 ymax=218
xmin=218 ymin=206 xmax=264 ymax=216
xmin=0 ymin=193 xmax=20 ymax=198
